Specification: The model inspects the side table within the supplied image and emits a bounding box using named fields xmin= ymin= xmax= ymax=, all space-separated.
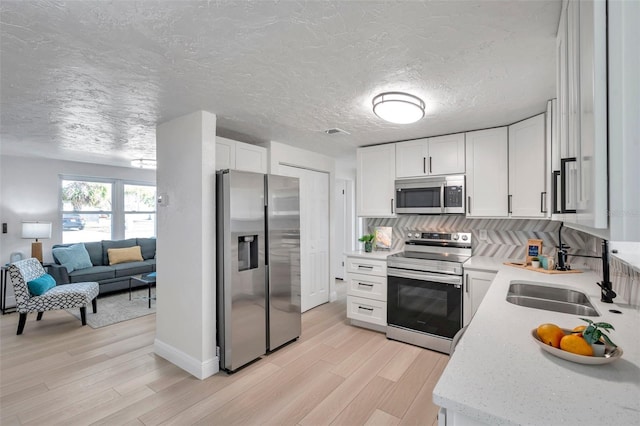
xmin=130 ymin=273 xmax=156 ymax=309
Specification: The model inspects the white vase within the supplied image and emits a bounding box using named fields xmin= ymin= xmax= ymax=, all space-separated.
xmin=591 ymin=341 xmax=606 ymax=357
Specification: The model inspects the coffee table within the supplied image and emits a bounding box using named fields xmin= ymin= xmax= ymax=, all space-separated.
xmin=130 ymin=273 xmax=156 ymax=308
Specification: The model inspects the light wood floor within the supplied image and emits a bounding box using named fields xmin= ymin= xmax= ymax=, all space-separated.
xmin=0 ymin=281 xmax=448 ymax=425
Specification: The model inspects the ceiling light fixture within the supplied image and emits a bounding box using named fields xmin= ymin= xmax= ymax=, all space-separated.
xmin=372 ymin=92 xmax=425 ymax=124
xmin=131 ymin=159 xmax=156 ymax=169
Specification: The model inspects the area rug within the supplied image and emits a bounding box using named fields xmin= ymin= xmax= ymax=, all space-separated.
xmin=66 ymin=288 xmax=155 ymax=328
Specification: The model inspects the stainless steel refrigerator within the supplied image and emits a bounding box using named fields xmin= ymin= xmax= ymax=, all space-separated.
xmin=216 ymin=169 xmax=301 ymax=373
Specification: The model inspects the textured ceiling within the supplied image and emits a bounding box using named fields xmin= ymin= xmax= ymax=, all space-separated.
xmin=0 ymin=0 xmax=561 ymax=167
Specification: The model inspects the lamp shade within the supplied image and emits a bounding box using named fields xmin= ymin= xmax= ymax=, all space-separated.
xmin=21 ymin=222 xmax=52 ymax=240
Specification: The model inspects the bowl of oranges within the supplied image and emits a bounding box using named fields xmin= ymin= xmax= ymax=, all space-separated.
xmin=532 ymin=320 xmax=622 ymax=365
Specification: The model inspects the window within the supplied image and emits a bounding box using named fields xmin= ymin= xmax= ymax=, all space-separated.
xmin=60 ymin=177 xmax=156 ymax=243
xmin=124 ymin=184 xmax=156 ymax=239
xmin=61 ymin=179 xmax=113 ymax=243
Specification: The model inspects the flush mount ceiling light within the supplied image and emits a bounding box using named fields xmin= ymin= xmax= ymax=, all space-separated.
xmin=372 ymin=92 xmax=426 ymax=124
xmin=131 ymin=159 xmax=156 ymax=169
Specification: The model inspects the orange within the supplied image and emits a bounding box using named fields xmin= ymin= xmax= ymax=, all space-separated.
xmin=560 ymin=334 xmax=593 ymax=356
xmin=572 ymin=325 xmax=587 ymax=335
xmin=537 ymin=323 xmax=565 ymax=348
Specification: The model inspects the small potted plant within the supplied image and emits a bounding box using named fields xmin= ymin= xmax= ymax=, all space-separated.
xmin=579 ymin=318 xmax=617 ymax=356
xmin=359 ymin=234 xmax=375 ymax=253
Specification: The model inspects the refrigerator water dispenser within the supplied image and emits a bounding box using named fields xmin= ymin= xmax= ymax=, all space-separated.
xmin=238 ymin=235 xmax=258 ymax=271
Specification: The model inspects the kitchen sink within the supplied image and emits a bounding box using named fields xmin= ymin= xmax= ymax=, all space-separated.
xmin=506 ymin=281 xmax=599 ymax=316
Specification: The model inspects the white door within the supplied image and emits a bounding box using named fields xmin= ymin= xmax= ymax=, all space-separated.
xmin=280 ymin=165 xmax=330 ymax=312
xmin=334 ymin=179 xmax=346 ymax=280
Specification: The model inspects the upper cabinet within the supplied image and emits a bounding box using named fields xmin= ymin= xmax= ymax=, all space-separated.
xmin=395 ymin=133 xmax=465 ymax=178
xmin=357 ymin=145 xmax=396 ymax=217
xmin=554 ymin=0 xmax=608 ymax=229
xmin=508 ymin=114 xmax=547 ymax=218
xmin=465 ymin=127 xmax=509 ymax=217
xmin=216 ymin=136 xmax=267 ymax=174
xmin=608 ymin=0 xmax=640 ymax=241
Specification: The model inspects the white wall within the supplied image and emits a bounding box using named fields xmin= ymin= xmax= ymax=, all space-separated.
xmin=154 ymin=111 xmax=217 ymax=380
xmin=0 ymin=155 xmax=155 ymax=306
xmin=267 ymin=141 xmax=338 ymax=301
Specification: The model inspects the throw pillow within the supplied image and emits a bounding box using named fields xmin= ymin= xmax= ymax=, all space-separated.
xmin=108 ymin=246 xmax=143 ymax=265
xmin=27 ymin=273 xmax=56 ymax=296
xmin=52 ymin=243 xmax=93 ymax=273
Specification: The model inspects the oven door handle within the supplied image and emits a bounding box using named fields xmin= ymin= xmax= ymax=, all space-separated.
xmin=387 ymin=268 xmax=462 ymax=286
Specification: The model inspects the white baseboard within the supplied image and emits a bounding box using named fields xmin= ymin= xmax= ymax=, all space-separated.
xmin=154 ymin=338 xmax=219 ymax=380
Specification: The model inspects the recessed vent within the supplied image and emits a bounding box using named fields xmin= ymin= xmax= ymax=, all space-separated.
xmin=324 ymin=128 xmax=350 ymax=135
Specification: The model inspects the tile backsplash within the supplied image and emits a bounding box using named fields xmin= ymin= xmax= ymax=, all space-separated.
xmin=365 ymin=216 xmax=639 ymax=306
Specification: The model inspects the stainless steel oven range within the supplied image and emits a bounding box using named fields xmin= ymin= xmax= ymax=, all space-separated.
xmin=387 ymin=231 xmax=472 ymax=354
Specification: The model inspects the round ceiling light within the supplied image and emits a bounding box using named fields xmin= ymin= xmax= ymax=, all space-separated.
xmin=372 ymin=92 xmax=425 ymax=124
xmin=131 ymin=159 xmax=156 ymax=169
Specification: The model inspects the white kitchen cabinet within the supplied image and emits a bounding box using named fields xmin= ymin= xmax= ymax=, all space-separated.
xmin=508 ymin=114 xmax=547 ymax=218
xmin=462 ymin=270 xmax=496 ymax=326
xmin=395 ymin=133 xmax=465 ymax=178
xmin=554 ymin=0 xmax=608 ymax=230
xmin=235 ymin=142 xmax=267 ymax=173
xmin=608 ymin=0 xmax=640 ymax=241
xmin=215 ymin=136 xmax=267 ymax=174
xmin=215 ymin=137 xmax=235 ymax=170
xmin=345 ymin=255 xmax=387 ymax=331
xmin=356 ymin=145 xmax=396 ymax=217
xmin=465 ymin=127 xmax=508 ymax=217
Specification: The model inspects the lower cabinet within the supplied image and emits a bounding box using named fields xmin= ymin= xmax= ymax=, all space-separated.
xmin=463 ymin=270 xmax=497 ymax=326
xmin=345 ymin=255 xmax=387 ymax=332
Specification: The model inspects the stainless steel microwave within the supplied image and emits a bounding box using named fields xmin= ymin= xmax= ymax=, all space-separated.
xmin=395 ymin=175 xmax=465 ymax=214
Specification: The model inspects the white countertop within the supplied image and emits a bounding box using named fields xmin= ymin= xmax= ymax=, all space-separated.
xmin=344 ymin=249 xmax=400 ymax=260
xmin=610 ymin=241 xmax=640 ymax=273
xmin=433 ymin=264 xmax=640 ymax=425
xmin=463 ymin=256 xmax=507 ymax=272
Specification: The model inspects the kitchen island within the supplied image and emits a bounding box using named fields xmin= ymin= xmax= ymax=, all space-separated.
xmin=434 ymin=263 xmax=640 ymax=425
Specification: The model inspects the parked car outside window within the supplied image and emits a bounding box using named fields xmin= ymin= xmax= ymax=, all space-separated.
xmin=62 ymin=214 xmax=86 ymax=230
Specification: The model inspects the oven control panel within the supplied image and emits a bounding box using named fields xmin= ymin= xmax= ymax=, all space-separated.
xmin=406 ymin=231 xmax=472 ymax=244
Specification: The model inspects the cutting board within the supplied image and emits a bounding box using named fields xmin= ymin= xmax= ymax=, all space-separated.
xmin=503 ymin=262 xmax=583 ymax=274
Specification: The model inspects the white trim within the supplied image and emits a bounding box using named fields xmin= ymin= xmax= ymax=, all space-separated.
xmin=154 ymin=338 xmax=219 ymax=380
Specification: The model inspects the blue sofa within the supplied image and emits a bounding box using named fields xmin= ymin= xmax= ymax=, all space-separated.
xmin=48 ymin=238 xmax=156 ymax=294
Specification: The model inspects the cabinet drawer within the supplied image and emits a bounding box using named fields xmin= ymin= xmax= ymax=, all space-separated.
xmin=346 ymin=296 xmax=387 ymax=326
xmin=347 ymin=273 xmax=387 ymax=301
xmin=346 ymin=258 xmax=387 ymax=276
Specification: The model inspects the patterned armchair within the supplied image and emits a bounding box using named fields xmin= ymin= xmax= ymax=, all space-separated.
xmin=8 ymin=258 xmax=99 ymax=335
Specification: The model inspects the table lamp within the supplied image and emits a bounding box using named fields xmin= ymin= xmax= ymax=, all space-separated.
xmin=21 ymin=222 xmax=52 ymax=263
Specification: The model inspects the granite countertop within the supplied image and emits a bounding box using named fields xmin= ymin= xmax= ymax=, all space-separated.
xmin=344 ymin=249 xmax=401 ymax=260
xmin=433 ymin=264 xmax=640 ymax=425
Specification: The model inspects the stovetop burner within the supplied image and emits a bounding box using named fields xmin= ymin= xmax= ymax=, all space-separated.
xmin=387 ymin=231 xmax=473 ymax=275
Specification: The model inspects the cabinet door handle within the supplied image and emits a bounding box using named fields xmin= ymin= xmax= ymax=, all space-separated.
xmin=391 ymin=198 xmax=394 ymax=214
xmin=540 ymin=192 xmax=547 ymax=213
xmin=423 ymin=157 xmax=426 ymax=174
xmin=358 ymin=306 xmax=374 ymax=312
xmin=508 ymin=195 xmax=513 ymax=214
xmin=358 ymin=282 xmax=374 ymax=287
xmin=465 ymin=274 xmax=469 ymax=293
xmin=467 ymin=196 xmax=471 ymax=214
xmin=429 ymin=156 xmax=433 ymax=174
xmin=358 ymin=265 xmax=373 ymax=270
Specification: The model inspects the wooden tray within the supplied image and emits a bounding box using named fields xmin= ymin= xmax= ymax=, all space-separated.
xmin=503 ymin=262 xmax=582 ymax=274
